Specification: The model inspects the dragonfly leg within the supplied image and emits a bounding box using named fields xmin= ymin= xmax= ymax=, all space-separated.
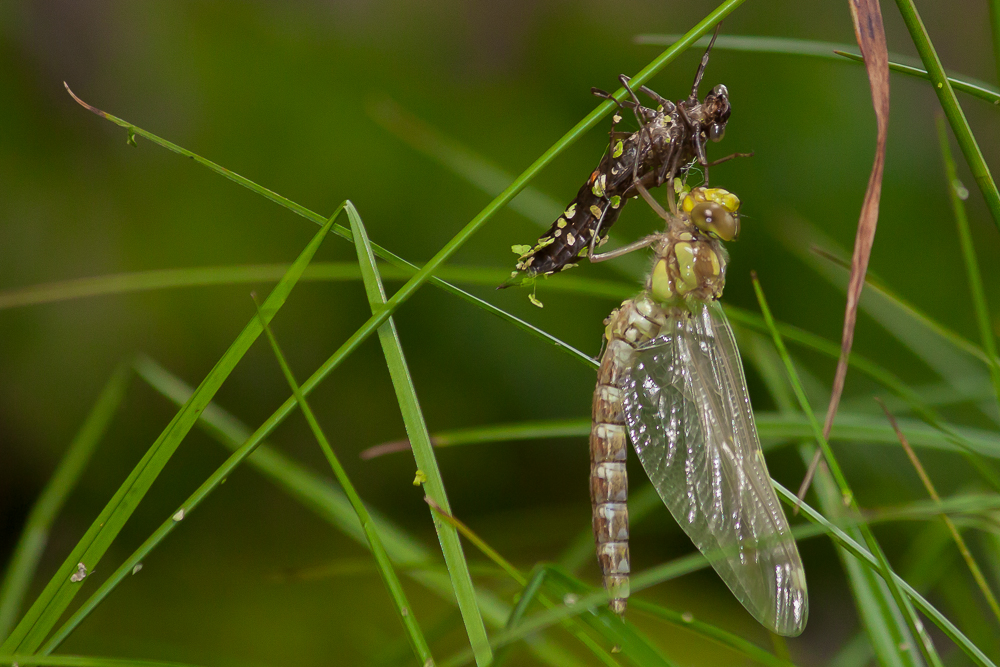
xmin=588 ymin=232 xmax=659 ymax=263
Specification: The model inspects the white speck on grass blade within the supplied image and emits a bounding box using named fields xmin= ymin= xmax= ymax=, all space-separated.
xmin=70 ymin=562 xmax=87 ymax=582
xmin=173 ymin=508 xmax=185 ymax=521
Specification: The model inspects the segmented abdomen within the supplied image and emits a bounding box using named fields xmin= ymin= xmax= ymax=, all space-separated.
xmin=590 ymin=294 xmax=665 ymax=615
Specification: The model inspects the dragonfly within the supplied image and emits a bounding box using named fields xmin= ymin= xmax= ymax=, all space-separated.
xmin=590 ymin=185 xmax=809 ymax=636
xmin=501 ymin=29 xmax=749 ymax=290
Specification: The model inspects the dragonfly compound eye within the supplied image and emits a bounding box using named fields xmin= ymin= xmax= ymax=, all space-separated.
xmin=711 ymin=83 xmax=728 ymax=99
xmin=708 ymin=123 xmax=725 ymax=142
xmin=691 ymin=201 xmax=739 ymax=241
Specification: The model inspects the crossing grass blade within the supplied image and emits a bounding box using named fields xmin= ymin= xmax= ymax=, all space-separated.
xmin=360 ymin=412 xmax=1000 ymax=458
xmin=878 ymin=398 xmax=1000 ymax=626
xmin=424 ymin=500 xmax=625 ymax=667
xmin=892 ymin=0 xmax=1000 ymax=234
xmin=0 ymin=263 xmax=627 ymax=315
xmin=0 ymin=211 xmax=336 ymax=655
xmin=0 ymin=364 xmax=131 ymax=641
xmin=347 ymin=204 xmax=492 ymax=666
xmin=753 ymin=273 xmax=944 ymax=667
xmin=251 ymin=295 xmax=433 ymax=665
xmin=127 ymin=358 xmax=578 ymax=667
xmin=936 ymin=114 xmax=1000 ymax=415
xmin=633 ymin=34 xmax=1000 ymax=104
xmin=775 ymin=481 xmax=997 ymax=667
xmin=738 ymin=333 xmax=917 ymax=667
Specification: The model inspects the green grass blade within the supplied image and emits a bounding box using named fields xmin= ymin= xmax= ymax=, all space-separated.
xmin=251 ymin=296 xmax=433 ymax=665
xmin=64 ymin=87 xmax=605 ymax=371
xmin=535 ymin=569 xmax=676 ymax=667
xmin=776 ymin=216 xmax=990 ymax=382
xmin=0 ymin=365 xmax=131 ymax=641
xmin=367 ymin=411 xmax=1000 ymax=458
xmin=127 ymin=358 xmax=580 ymax=667
xmin=634 ymin=34 xmax=1000 ymax=104
xmin=892 ymin=0 xmax=1000 ymax=233
xmin=1 ymin=213 xmax=336 ymax=654
xmin=627 ymin=600 xmax=797 ymax=667
xmin=347 ymin=204 xmax=492 ymax=666
xmin=771 ymin=218 xmax=1000 ymax=482
xmin=936 ymin=114 xmax=1000 ymax=415
xmin=834 ymin=52 xmax=1000 ymax=104
xmin=775 ymin=483 xmax=997 ymax=667
xmin=0 ymin=262 xmax=603 ymax=370
xmin=425 ymin=501 xmax=622 ymax=667
xmin=753 ymin=275 xmax=943 ymax=667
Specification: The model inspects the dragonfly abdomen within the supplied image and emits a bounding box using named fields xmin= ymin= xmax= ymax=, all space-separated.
xmin=590 ymin=295 xmax=666 ymax=615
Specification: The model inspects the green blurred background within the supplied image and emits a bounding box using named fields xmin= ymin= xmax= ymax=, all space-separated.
xmin=2 ymin=1 xmax=999 ymax=665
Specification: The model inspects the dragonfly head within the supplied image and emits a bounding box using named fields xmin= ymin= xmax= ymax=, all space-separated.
xmin=683 ymin=187 xmax=741 ymax=242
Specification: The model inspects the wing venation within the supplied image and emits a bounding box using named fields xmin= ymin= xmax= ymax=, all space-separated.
xmin=622 ymin=301 xmax=808 ymax=636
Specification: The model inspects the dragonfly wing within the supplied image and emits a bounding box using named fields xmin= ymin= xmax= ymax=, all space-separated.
xmin=622 ymin=301 xmax=808 ymax=636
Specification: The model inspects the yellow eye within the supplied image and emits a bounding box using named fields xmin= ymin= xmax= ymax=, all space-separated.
xmin=691 ymin=202 xmax=739 ymax=241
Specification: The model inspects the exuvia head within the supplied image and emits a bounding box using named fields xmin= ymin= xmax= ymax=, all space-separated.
xmin=682 ymin=186 xmax=741 ymax=241
xmin=704 ymin=83 xmax=731 ymax=143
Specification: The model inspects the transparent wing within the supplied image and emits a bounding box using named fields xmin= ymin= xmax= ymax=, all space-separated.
xmin=622 ymin=301 xmax=808 ymax=636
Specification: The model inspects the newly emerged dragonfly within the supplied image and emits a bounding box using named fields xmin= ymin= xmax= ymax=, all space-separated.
xmin=591 ymin=186 xmax=808 ymax=636
xmin=501 ymin=30 xmax=747 ymax=289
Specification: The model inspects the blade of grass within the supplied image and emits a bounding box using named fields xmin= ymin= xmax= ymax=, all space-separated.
xmin=773 ymin=219 xmax=1000 ymax=483
xmin=741 ymin=328 xmax=920 ymax=667
xmin=753 ymin=272 xmax=944 ymax=667
xmin=424 ymin=499 xmax=623 ymax=667
xmin=936 ymin=114 xmax=1000 ymax=415
xmin=359 ymin=412 xmax=1000 ymax=459
xmin=633 ymin=34 xmax=1000 ymax=104
xmin=124 ymin=358 xmax=576 ymax=667
xmin=492 ymin=568 xmax=566 ymax=667
xmin=251 ymin=294 xmax=432 ymax=665
xmin=775 ymin=481 xmax=997 ymax=667
xmin=0 ymin=364 xmax=131 ymax=641
xmin=627 ymin=599 xmax=797 ymax=667
xmin=876 ymin=398 xmax=1000 ymax=626
xmin=1 ymin=210 xmax=336 ymax=654
xmin=431 ymin=489 xmax=992 ymax=667
xmin=834 ymin=52 xmax=1000 ymax=104
xmin=753 ymin=319 xmax=934 ymax=666
xmin=893 ymin=0 xmax=1000 ymax=233
xmin=63 ymin=88 xmax=606 ymax=371
xmin=0 ymin=262 xmax=627 ymax=312
xmin=347 ymin=205 xmax=491 ymax=666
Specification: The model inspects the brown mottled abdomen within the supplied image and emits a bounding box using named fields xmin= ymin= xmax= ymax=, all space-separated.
xmin=590 ymin=296 xmax=665 ymax=616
